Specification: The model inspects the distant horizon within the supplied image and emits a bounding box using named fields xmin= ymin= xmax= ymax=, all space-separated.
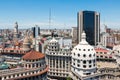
xmin=0 ymin=0 xmax=120 ymax=29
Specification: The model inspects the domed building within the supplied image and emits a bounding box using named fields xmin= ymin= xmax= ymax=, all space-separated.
xmin=23 ymin=36 xmax=31 ymax=52
xmin=47 ymin=37 xmax=59 ymax=51
xmin=71 ymin=31 xmax=97 ymax=80
xmin=0 ymin=50 xmax=48 ymax=80
xmin=46 ymin=37 xmax=71 ymax=80
xmin=113 ymin=45 xmax=120 ymax=67
xmin=22 ymin=50 xmax=46 ymax=69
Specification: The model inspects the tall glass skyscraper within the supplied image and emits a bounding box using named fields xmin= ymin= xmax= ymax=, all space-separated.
xmin=77 ymin=11 xmax=100 ymax=45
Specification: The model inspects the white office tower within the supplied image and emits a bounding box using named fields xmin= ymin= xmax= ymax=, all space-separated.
xmin=46 ymin=37 xmax=71 ymax=80
xmin=71 ymin=31 xmax=97 ymax=80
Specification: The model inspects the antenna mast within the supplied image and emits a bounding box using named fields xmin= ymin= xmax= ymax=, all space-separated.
xmin=49 ymin=8 xmax=51 ymax=29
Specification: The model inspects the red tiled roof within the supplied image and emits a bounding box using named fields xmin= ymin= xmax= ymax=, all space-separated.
xmin=22 ymin=50 xmax=45 ymax=60
xmin=95 ymin=48 xmax=108 ymax=52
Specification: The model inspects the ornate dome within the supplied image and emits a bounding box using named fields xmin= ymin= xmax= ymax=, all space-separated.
xmin=22 ymin=50 xmax=45 ymax=60
xmin=71 ymin=31 xmax=96 ymax=76
xmin=49 ymin=37 xmax=58 ymax=43
xmin=23 ymin=36 xmax=30 ymax=43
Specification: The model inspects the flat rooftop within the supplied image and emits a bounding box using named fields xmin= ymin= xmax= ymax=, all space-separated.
xmin=97 ymin=61 xmax=118 ymax=68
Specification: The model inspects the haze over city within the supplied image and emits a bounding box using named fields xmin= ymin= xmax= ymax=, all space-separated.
xmin=0 ymin=0 xmax=120 ymax=29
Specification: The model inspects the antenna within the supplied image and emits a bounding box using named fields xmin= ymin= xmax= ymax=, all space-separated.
xmin=49 ymin=8 xmax=51 ymax=29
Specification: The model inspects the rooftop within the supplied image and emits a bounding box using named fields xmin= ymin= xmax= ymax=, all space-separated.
xmin=22 ymin=50 xmax=45 ymax=60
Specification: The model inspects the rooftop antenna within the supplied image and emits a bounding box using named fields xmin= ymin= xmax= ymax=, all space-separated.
xmin=49 ymin=8 xmax=51 ymax=30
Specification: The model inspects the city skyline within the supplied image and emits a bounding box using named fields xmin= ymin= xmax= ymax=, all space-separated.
xmin=0 ymin=0 xmax=120 ymax=29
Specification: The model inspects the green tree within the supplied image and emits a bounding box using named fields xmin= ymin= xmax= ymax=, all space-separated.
xmin=66 ymin=77 xmax=71 ymax=80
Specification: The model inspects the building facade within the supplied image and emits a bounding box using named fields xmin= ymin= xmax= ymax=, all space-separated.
xmin=70 ymin=31 xmax=120 ymax=80
xmin=70 ymin=31 xmax=97 ymax=80
xmin=0 ymin=50 xmax=48 ymax=80
xmin=77 ymin=11 xmax=100 ymax=45
xmin=14 ymin=22 xmax=19 ymax=38
xmin=72 ymin=27 xmax=77 ymax=46
xmin=45 ymin=37 xmax=71 ymax=80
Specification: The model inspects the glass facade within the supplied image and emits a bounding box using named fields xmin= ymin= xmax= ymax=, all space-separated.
xmin=82 ymin=11 xmax=99 ymax=45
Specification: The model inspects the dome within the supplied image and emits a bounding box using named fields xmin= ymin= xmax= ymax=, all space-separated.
xmin=71 ymin=31 xmax=96 ymax=76
xmin=23 ymin=36 xmax=30 ymax=43
xmin=0 ymin=63 xmax=9 ymax=70
xmin=72 ymin=31 xmax=95 ymax=53
xmin=22 ymin=50 xmax=45 ymax=60
xmin=49 ymin=37 xmax=58 ymax=43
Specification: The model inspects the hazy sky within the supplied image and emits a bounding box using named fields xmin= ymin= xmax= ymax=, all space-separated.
xmin=0 ymin=0 xmax=120 ymax=29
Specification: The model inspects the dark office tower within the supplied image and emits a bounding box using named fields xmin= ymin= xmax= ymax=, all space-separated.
xmin=32 ymin=25 xmax=40 ymax=38
xmin=77 ymin=11 xmax=100 ymax=45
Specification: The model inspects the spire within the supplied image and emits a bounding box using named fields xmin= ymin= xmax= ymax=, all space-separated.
xmin=81 ymin=31 xmax=86 ymax=41
xmin=79 ymin=31 xmax=88 ymax=44
xmin=15 ymin=22 xmax=18 ymax=28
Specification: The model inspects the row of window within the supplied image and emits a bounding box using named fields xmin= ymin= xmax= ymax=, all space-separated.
xmin=97 ymin=56 xmax=112 ymax=58
xmin=49 ymin=72 xmax=69 ymax=77
xmin=73 ymin=59 xmax=96 ymax=66
xmin=75 ymin=48 xmax=93 ymax=51
xmin=49 ymin=52 xmax=70 ymax=55
xmin=73 ymin=53 xmax=95 ymax=57
xmin=73 ymin=63 xmax=96 ymax=68
xmin=49 ymin=43 xmax=58 ymax=45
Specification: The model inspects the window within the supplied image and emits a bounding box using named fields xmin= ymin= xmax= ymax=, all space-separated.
xmin=88 ymin=49 xmax=90 ymax=51
xmin=83 ymin=65 xmax=86 ymax=68
xmin=104 ymin=52 xmax=107 ymax=54
xmin=105 ymin=56 xmax=108 ymax=58
xmin=77 ymin=64 xmax=80 ymax=67
xmin=79 ymin=49 xmax=81 ymax=51
xmin=83 ymin=60 xmax=86 ymax=64
xmin=77 ymin=60 xmax=80 ymax=63
xmin=83 ymin=49 xmax=86 ymax=51
xmin=89 ymin=54 xmax=91 ymax=57
xmin=100 ymin=56 xmax=103 ymax=58
xmin=83 ymin=54 xmax=86 ymax=57
xmin=74 ymin=53 xmax=75 ymax=56
xmin=89 ymin=60 xmax=91 ymax=64
xmin=89 ymin=65 xmax=92 ymax=68
xmin=73 ymin=63 xmax=75 ymax=65
xmin=78 ymin=54 xmax=80 ymax=57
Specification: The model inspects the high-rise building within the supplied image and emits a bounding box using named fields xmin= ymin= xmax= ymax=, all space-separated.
xmin=32 ymin=25 xmax=40 ymax=38
xmin=72 ymin=27 xmax=77 ymax=44
xmin=14 ymin=22 xmax=19 ymax=38
xmin=77 ymin=11 xmax=100 ymax=45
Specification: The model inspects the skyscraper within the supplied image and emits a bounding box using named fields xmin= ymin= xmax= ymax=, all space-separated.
xmin=32 ymin=25 xmax=40 ymax=38
xmin=14 ymin=22 xmax=18 ymax=38
xmin=77 ymin=11 xmax=100 ymax=45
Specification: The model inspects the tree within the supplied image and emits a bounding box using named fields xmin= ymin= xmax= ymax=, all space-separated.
xmin=66 ymin=77 xmax=71 ymax=80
